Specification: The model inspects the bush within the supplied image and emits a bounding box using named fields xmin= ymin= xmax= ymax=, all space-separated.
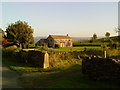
xmin=49 ymin=52 xmax=82 ymax=68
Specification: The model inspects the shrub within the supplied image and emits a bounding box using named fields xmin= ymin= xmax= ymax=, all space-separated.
xmin=49 ymin=52 xmax=82 ymax=69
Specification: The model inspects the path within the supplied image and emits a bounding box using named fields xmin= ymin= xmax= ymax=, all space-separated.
xmin=2 ymin=64 xmax=23 ymax=89
xmin=22 ymin=71 xmax=59 ymax=77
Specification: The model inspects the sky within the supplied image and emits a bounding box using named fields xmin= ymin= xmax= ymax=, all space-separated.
xmin=1 ymin=1 xmax=118 ymax=37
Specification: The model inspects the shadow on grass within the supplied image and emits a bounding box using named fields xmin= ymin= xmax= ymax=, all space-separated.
xmin=19 ymin=64 xmax=119 ymax=88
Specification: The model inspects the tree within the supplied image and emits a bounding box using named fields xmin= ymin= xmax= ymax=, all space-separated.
xmin=0 ymin=28 xmax=8 ymax=45
xmin=93 ymin=33 xmax=97 ymax=40
xmin=90 ymin=33 xmax=97 ymax=43
xmin=115 ymin=27 xmax=120 ymax=43
xmin=105 ymin=32 xmax=110 ymax=38
xmin=0 ymin=28 xmax=6 ymax=38
xmin=92 ymin=33 xmax=97 ymax=42
xmin=6 ymin=21 xmax=34 ymax=48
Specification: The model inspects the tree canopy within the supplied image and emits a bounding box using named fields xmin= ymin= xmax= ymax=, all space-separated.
xmin=6 ymin=21 xmax=34 ymax=48
xmin=92 ymin=33 xmax=97 ymax=41
xmin=105 ymin=32 xmax=110 ymax=38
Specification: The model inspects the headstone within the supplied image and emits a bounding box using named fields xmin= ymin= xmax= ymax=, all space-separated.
xmin=43 ymin=51 xmax=49 ymax=68
xmin=104 ymin=50 xmax=107 ymax=58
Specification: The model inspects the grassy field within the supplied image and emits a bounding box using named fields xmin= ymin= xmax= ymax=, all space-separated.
xmin=47 ymin=46 xmax=102 ymax=52
xmin=19 ymin=64 xmax=119 ymax=88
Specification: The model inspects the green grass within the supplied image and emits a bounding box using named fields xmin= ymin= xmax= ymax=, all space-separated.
xmin=2 ymin=56 xmax=82 ymax=74
xmin=48 ymin=46 xmax=101 ymax=52
xmin=2 ymin=57 xmax=52 ymax=74
xmin=73 ymin=42 xmax=104 ymax=45
xmin=19 ymin=64 xmax=119 ymax=88
xmin=73 ymin=36 xmax=119 ymax=46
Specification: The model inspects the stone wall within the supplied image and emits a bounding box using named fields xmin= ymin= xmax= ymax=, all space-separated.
xmin=17 ymin=50 xmax=83 ymax=68
xmin=19 ymin=50 xmax=49 ymax=68
xmin=82 ymin=56 xmax=120 ymax=80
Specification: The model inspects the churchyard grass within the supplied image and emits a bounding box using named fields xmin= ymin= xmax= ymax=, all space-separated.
xmin=19 ymin=64 xmax=119 ymax=88
xmin=47 ymin=46 xmax=101 ymax=52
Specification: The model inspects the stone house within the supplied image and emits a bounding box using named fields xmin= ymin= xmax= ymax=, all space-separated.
xmin=35 ymin=34 xmax=72 ymax=48
xmin=35 ymin=39 xmax=48 ymax=46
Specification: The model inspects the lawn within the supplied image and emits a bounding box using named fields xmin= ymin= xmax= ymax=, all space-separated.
xmin=2 ymin=57 xmax=53 ymax=74
xmin=19 ymin=64 xmax=119 ymax=88
xmin=48 ymin=46 xmax=102 ymax=52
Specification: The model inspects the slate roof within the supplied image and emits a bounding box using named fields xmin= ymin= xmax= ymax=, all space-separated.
xmin=40 ymin=39 xmax=48 ymax=43
xmin=49 ymin=35 xmax=72 ymax=39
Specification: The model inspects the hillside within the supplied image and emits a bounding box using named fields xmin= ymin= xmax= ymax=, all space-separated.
xmin=86 ymin=36 xmax=118 ymax=43
xmin=95 ymin=36 xmax=118 ymax=43
xmin=73 ymin=36 xmax=119 ymax=46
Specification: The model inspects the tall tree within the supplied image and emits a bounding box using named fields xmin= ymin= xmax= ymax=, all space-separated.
xmin=105 ymin=32 xmax=110 ymax=38
xmin=6 ymin=21 xmax=34 ymax=48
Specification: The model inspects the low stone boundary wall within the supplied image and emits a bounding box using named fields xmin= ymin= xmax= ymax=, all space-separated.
xmin=19 ymin=50 xmax=49 ymax=68
xmin=82 ymin=57 xmax=120 ymax=80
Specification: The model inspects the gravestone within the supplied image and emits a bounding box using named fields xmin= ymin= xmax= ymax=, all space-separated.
xmin=43 ymin=51 xmax=49 ymax=68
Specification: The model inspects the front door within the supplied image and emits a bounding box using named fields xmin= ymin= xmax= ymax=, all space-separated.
xmin=60 ymin=43 xmax=65 ymax=47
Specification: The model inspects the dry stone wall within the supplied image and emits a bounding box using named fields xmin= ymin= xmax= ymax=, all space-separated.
xmin=19 ymin=50 xmax=49 ymax=68
xmin=82 ymin=56 xmax=120 ymax=80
